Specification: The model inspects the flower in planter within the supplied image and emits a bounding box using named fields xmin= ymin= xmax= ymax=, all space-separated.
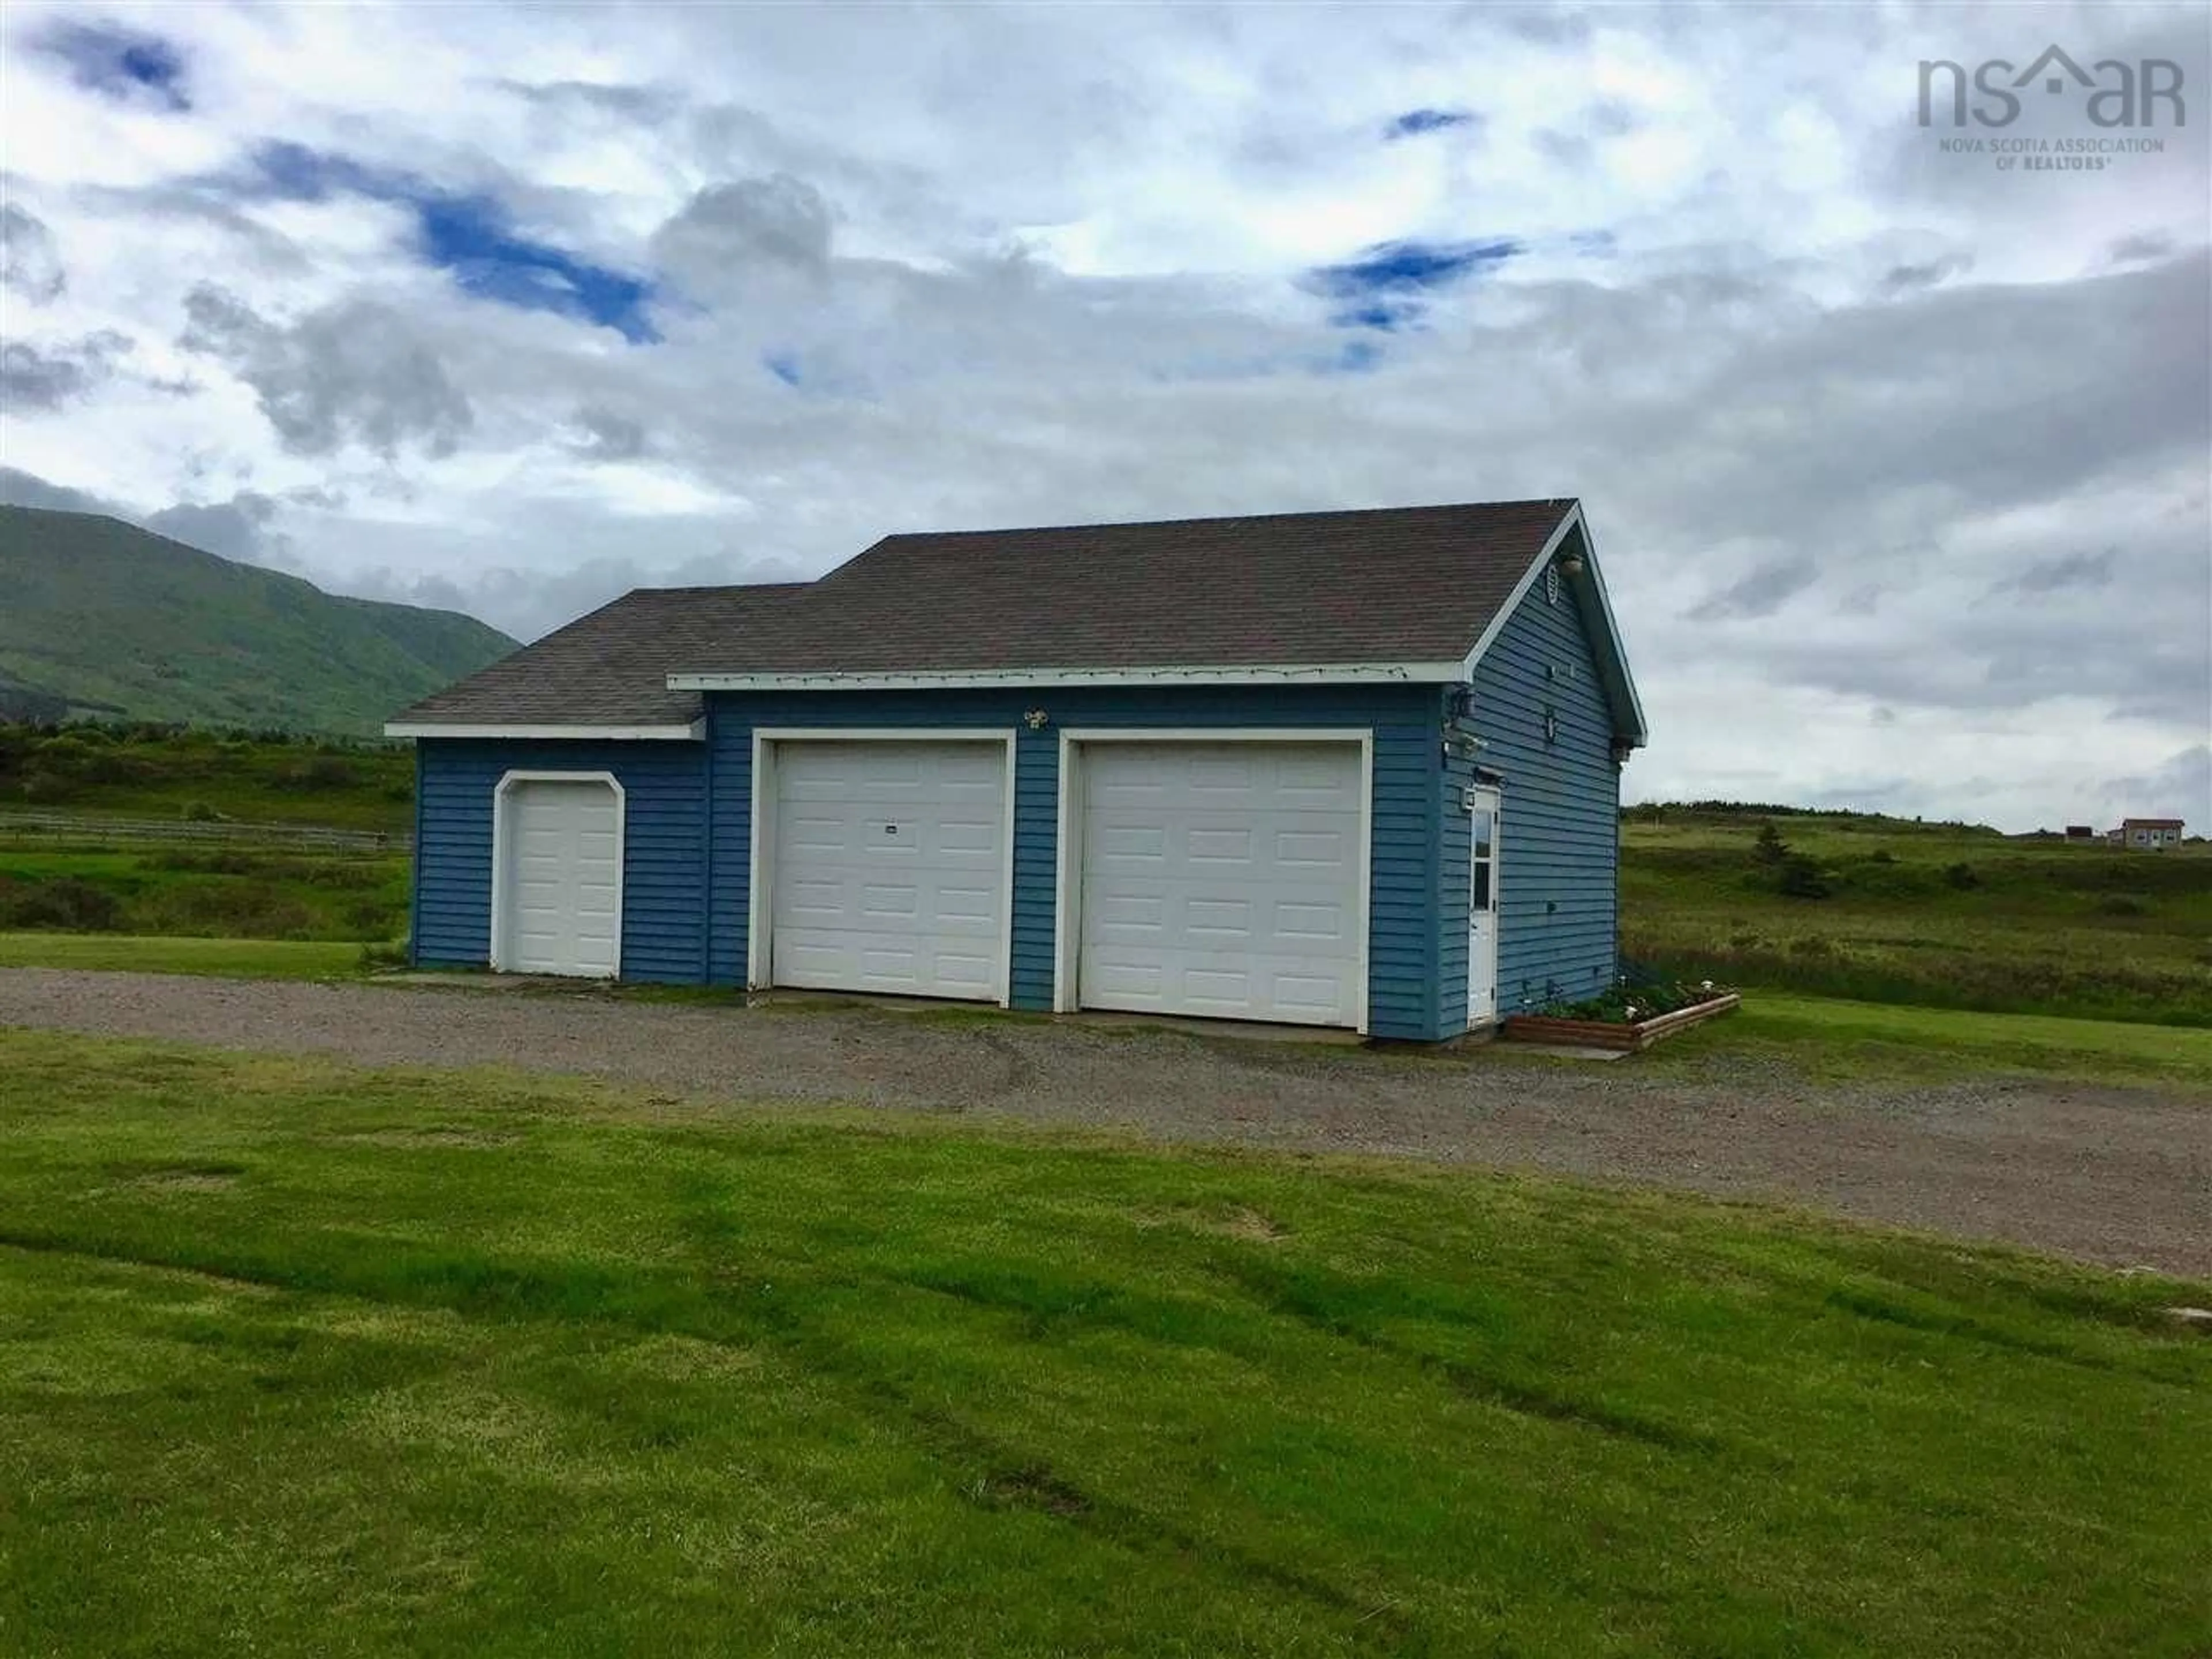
xmin=1623 ymin=1005 xmax=1641 ymax=1021
xmin=1699 ymin=979 xmax=1714 ymax=992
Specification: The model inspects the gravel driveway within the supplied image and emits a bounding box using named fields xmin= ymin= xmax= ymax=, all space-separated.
xmin=3 ymin=968 xmax=2207 ymax=1277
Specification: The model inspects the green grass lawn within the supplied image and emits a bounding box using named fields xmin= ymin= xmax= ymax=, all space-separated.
xmin=0 ymin=931 xmax=370 ymax=978
xmin=1622 ymin=809 xmax=2212 ymax=1025
xmin=1639 ymin=992 xmax=2212 ymax=1091
xmin=1 ymin=1032 xmax=2206 ymax=1657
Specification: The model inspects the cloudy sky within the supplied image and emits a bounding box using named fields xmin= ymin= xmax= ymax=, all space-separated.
xmin=2 ymin=2 xmax=2206 ymax=830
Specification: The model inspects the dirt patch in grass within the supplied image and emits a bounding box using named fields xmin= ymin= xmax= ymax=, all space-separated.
xmin=1140 ymin=1202 xmax=1291 ymax=1244
xmin=118 ymin=1161 xmax=245 ymax=1194
xmin=336 ymin=1126 xmax=520 ymax=1150
xmin=973 ymin=1463 xmax=1094 ymax=1518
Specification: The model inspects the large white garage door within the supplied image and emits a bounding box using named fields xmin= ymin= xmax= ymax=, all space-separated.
xmin=498 ymin=777 xmax=621 ymax=977
xmin=1078 ymin=741 xmax=1364 ymax=1027
xmin=770 ymin=740 xmax=1007 ymax=1001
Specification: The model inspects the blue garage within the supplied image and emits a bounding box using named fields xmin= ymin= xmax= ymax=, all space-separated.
xmin=387 ymin=499 xmax=1645 ymax=1041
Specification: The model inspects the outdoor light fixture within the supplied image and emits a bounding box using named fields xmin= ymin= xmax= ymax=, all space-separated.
xmin=1023 ymin=707 xmax=1050 ymax=730
xmin=1559 ymin=552 xmax=1585 ymax=578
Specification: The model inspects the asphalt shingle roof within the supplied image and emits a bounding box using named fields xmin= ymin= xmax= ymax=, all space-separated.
xmin=389 ymin=583 xmax=808 ymax=726
xmin=391 ymin=499 xmax=1580 ymax=727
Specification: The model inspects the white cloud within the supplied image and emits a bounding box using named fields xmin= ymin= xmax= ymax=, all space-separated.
xmin=0 ymin=0 xmax=2205 ymax=828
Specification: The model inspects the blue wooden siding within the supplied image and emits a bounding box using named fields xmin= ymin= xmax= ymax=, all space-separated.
xmin=405 ymin=671 xmax=1623 ymax=1040
xmin=702 ymin=685 xmax=1443 ymax=1037
xmin=412 ymin=740 xmax=709 ymax=982
xmin=1448 ymin=571 xmax=1623 ymax=1021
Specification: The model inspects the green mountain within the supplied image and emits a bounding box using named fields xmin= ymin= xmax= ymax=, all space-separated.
xmin=0 ymin=506 xmax=518 ymax=736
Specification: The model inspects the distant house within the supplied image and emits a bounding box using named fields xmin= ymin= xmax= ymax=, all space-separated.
xmin=2063 ymin=824 xmax=2096 ymax=841
xmin=2118 ymin=817 xmax=2186 ymax=851
xmin=385 ymin=499 xmax=1647 ymax=1039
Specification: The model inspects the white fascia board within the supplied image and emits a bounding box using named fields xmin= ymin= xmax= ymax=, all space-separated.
xmin=382 ymin=719 xmax=705 ymax=741
xmin=1456 ymin=503 xmax=1585 ymax=678
xmin=666 ymin=662 xmax=1466 ymax=692
xmin=1571 ymin=512 xmax=1650 ymax=744
xmin=1456 ymin=502 xmax=1650 ymax=749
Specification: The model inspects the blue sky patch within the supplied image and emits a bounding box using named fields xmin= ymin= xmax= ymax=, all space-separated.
xmin=1330 ymin=300 xmax=1418 ymax=333
xmin=1311 ymin=238 xmax=1522 ymax=300
xmin=1309 ymin=237 xmax=1520 ymax=329
xmin=32 ymin=20 xmax=189 ymax=111
xmin=1383 ymin=108 xmax=1478 ymax=141
xmin=417 ymin=196 xmax=656 ymax=343
xmin=243 ymin=143 xmax=657 ymax=343
xmin=763 ymin=351 xmax=802 ymax=387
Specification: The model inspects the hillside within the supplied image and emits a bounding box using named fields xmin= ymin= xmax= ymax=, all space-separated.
xmin=0 ymin=507 xmax=517 ymax=736
xmin=1620 ymin=804 xmax=2211 ymax=1025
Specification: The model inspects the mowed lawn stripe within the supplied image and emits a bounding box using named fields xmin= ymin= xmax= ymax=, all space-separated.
xmin=1 ymin=1029 xmax=2206 ymax=1657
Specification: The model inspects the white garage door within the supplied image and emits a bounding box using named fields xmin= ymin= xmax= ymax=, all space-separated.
xmin=1078 ymin=741 xmax=1364 ymax=1027
xmin=769 ymin=740 xmax=1007 ymax=1001
xmin=498 ymin=777 xmax=621 ymax=977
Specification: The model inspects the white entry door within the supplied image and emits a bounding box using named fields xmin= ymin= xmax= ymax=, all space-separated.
xmin=497 ymin=775 xmax=622 ymax=977
xmin=1467 ymin=787 xmax=1500 ymax=1024
xmin=768 ymin=739 xmax=1008 ymax=1001
xmin=1076 ymin=740 xmax=1365 ymax=1028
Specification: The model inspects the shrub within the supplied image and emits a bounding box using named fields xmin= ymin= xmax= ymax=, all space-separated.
xmin=1944 ymin=862 xmax=1980 ymax=891
xmin=1787 ymin=934 xmax=1836 ymax=957
xmin=1776 ymin=854 xmax=1831 ymax=899
xmin=1752 ymin=823 xmax=1789 ymax=866
xmin=274 ymin=755 xmax=358 ymax=791
xmin=18 ymin=767 xmax=78 ymax=804
xmin=0 ymin=876 xmax=124 ymax=931
xmin=359 ymin=938 xmax=410 ymax=969
xmin=137 ymin=886 xmax=315 ymax=939
xmin=181 ymin=800 xmax=221 ymax=823
xmin=2096 ymin=895 xmax=2147 ymax=918
xmin=347 ymin=897 xmax=407 ymax=937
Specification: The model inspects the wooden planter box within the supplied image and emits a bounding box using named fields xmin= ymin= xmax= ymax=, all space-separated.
xmin=1500 ymin=992 xmax=1741 ymax=1052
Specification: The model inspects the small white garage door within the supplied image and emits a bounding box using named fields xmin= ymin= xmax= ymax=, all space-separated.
xmin=1077 ymin=741 xmax=1364 ymax=1027
xmin=498 ymin=776 xmax=622 ymax=977
xmin=768 ymin=740 xmax=1008 ymax=1001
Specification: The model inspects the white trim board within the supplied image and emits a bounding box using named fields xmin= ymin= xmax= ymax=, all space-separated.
xmin=669 ymin=662 xmax=1465 ymax=692
xmin=744 ymin=728 xmax=1019 ymax=1007
xmin=1454 ymin=502 xmax=1648 ymax=748
xmin=1465 ymin=783 xmax=1502 ymax=1031
xmin=488 ymin=770 xmax=626 ymax=978
xmin=386 ymin=720 xmax=704 ymax=741
xmin=1456 ymin=505 xmax=1584 ymax=680
xmin=1051 ymin=727 xmax=1374 ymax=1035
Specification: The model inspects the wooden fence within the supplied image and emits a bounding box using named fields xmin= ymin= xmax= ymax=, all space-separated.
xmin=0 ymin=812 xmax=410 ymax=855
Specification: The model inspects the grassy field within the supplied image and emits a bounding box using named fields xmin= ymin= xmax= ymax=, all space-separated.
xmin=1 ymin=1031 xmax=2206 ymax=1657
xmin=0 ymin=931 xmax=373 ymax=978
xmin=1622 ymin=806 xmax=2212 ymax=1025
xmin=0 ymin=722 xmax=415 ymax=832
xmin=0 ymin=842 xmax=408 ymax=941
xmin=5 ymin=731 xmax=2206 ymax=1031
